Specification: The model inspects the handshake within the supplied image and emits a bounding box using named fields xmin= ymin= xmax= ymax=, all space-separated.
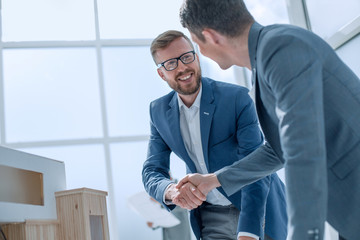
xmin=165 ymin=173 xmax=221 ymax=210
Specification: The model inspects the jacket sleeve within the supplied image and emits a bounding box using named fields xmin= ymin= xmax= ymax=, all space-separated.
xmin=142 ymin=104 xmax=176 ymax=211
xmin=234 ymin=91 xmax=271 ymax=237
xmin=217 ymin=142 xmax=284 ymax=196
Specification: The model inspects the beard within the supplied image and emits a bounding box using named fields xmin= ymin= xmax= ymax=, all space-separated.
xmin=168 ymin=68 xmax=202 ymax=95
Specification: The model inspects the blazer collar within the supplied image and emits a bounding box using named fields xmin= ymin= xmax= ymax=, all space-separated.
xmin=199 ymin=78 xmax=215 ymax=169
xmin=168 ymin=90 xmax=178 ymax=109
xmin=200 ymin=77 xmax=214 ymax=104
xmin=248 ymin=22 xmax=264 ymax=110
xmin=248 ymin=22 xmax=264 ymax=71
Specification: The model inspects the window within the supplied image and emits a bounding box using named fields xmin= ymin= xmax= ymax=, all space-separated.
xmin=102 ymin=46 xmax=169 ymax=136
xmin=305 ymin=0 xmax=360 ymax=40
xmin=98 ymin=0 xmax=184 ymax=39
xmin=3 ymin=48 xmax=102 ymax=142
xmin=0 ymin=1 xmax=290 ymax=239
xmin=287 ymin=0 xmax=360 ymax=50
xmin=2 ymin=0 xmax=95 ymax=41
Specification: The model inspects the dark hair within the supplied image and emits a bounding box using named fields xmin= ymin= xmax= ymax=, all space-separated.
xmin=150 ymin=30 xmax=195 ymax=64
xmin=180 ymin=0 xmax=254 ymax=41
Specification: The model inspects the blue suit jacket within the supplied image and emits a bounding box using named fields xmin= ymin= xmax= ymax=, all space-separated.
xmin=142 ymin=77 xmax=287 ymax=239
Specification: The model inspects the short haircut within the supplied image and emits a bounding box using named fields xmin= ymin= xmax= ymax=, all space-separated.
xmin=150 ymin=30 xmax=195 ymax=64
xmin=180 ymin=0 xmax=254 ymax=41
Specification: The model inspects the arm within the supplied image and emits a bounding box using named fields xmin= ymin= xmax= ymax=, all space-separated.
xmin=178 ymin=143 xmax=283 ymax=194
xmin=217 ymin=142 xmax=283 ymax=196
xmin=234 ymin=91 xmax=271 ymax=237
xmin=142 ymin=112 xmax=174 ymax=210
xmin=142 ymin=105 xmax=205 ymax=210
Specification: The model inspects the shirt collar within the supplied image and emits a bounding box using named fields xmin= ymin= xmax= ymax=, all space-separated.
xmin=177 ymin=83 xmax=202 ymax=110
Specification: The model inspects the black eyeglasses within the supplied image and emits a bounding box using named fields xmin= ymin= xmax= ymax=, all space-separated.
xmin=157 ymin=51 xmax=196 ymax=71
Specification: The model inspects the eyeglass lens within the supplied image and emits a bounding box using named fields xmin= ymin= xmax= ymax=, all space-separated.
xmin=163 ymin=51 xmax=195 ymax=71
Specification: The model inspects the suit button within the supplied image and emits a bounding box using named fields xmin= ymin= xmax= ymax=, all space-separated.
xmin=307 ymin=228 xmax=319 ymax=240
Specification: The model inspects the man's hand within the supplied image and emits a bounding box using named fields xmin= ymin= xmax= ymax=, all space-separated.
xmin=173 ymin=182 xmax=206 ymax=209
xmin=176 ymin=173 xmax=221 ymax=196
xmin=165 ymin=182 xmax=206 ymax=210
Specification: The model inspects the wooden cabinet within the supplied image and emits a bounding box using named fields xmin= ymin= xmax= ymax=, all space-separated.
xmin=55 ymin=188 xmax=110 ymax=240
xmin=1 ymin=188 xmax=109 ymax=240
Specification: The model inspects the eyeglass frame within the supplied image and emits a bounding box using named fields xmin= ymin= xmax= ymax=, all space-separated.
xmin=157 ymin=50 xmax=196 ymax=71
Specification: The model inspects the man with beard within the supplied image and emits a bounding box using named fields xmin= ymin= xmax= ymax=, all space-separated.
xmin=142 ymin=30 xmax=288 ymax=240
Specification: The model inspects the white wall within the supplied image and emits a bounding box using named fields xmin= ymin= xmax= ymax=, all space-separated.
xmin=0 ymin=146 xmax=66 ymax=222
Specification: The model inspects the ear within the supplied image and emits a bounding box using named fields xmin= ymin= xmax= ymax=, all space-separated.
xmin=202 ymin=28 xmax=223 ymax=45
xmin=195 ymin=52 xmax=200 ymax=62
xmin=157 ymin=68 xmax=166 ymax=81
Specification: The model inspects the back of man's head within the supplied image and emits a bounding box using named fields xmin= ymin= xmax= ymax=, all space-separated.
xmin=180 ymin=0 xmax=254 ymax=42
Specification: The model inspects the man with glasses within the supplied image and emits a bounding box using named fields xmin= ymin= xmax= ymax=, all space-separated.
xmin=142 ymin=30 xmax=288 ymax=240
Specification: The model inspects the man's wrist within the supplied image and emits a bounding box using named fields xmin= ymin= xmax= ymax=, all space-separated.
xmin=164 ymin=183 xmax=176 ymax=203
xmin=209 ymin=173 xmax=221 ymax=188
xmin=237 ymin=232 xmax=259 ymax=240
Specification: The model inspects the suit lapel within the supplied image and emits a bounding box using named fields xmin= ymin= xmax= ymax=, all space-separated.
xmin=249 ymin=22 xmax=265 ymax=131
xmin=166 ymin=93 xmax=197 ymax=172
xmin=254 ymin=69 xmax=265 ymax=127
xmin=200 ymin=79 xmax=215 ymax=171
xmin=253 ymin=51 xmax=284 ymax=160
xmin=255 ymin=75 xmax=283 ymax=158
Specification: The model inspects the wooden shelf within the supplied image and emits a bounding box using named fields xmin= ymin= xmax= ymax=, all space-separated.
xmin=1 ymin=220 xmax=60 ymax=240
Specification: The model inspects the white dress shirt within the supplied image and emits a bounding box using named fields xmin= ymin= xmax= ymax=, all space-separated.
xmin=177 ymin=85 xmax=232 ymax=206
xmin=164 ymin=85 xmax=259 ymax=240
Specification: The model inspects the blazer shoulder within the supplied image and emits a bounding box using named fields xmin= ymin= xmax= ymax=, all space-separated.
xmin=256 ymin=25 xmax=334 ymax=89
xmin=205 ymin=77 xmax=249 ymax=96
xmin=259 ymin=24 xmax=327 ymax=55
xmin=213 ymin=81 xmax=251 ymax=105
xmin=150 ymin=91 xmax=176 ymax=111
xmin=261 ymin=24 xmax=310 ymax=40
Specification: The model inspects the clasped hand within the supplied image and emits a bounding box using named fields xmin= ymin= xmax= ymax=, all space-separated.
xmin=165 ymin=181 xmax=204 ymax=210
xmin=166 ymin=173 xmax=221 ymax=210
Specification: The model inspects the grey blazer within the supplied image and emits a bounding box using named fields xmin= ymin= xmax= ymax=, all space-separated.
xmin=216 ymin=22 xmax=360 ymax=240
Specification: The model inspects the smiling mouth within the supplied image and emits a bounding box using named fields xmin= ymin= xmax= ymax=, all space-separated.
xmin=178 ymin=73 xmax=193 ymax=81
